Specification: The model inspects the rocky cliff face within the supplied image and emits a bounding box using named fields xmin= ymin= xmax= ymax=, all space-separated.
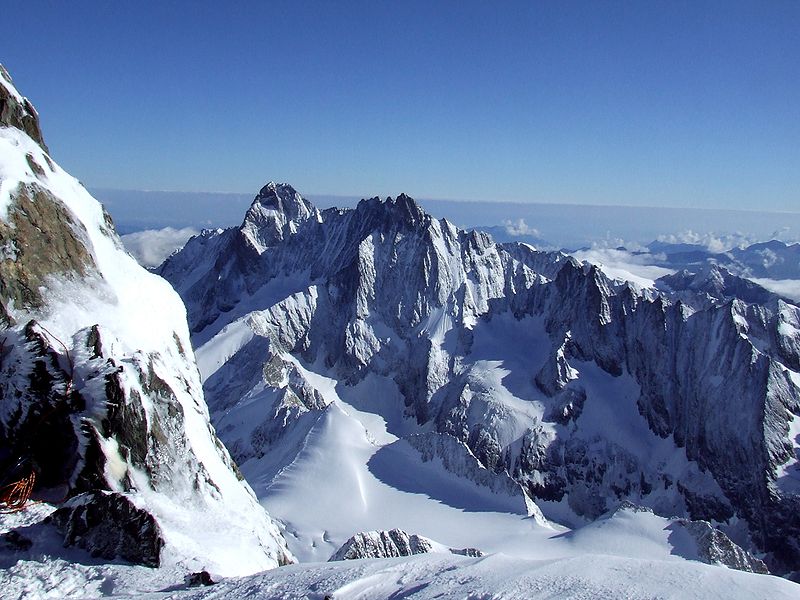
xmin=0 ymin=66 xmax=292 ymax=574
xmin=161 ymin=185 xmax=800 ymax=574
xmin=0 ymin=65 xmax=47 ymax=153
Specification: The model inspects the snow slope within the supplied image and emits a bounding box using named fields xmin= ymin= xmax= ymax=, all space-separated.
xmin=0 ymin=65 xmax=291 ymax=576
xmin=127 ymin=552 xmax=798 ymax=600
xmin=253 ymin=365 xmax=551 ymax=563
xmin=3 ymin=503 xmax=797 ymax=599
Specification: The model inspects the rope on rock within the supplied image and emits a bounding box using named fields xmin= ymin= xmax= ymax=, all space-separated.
xmin=0 ymin=469 xmax=36 ymax=513
xmin=0 ymin=325 xmax=74 ymax=514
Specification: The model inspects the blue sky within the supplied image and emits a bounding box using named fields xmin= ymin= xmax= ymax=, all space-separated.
xmin=2 ymin=1 xmax=798 ymax=210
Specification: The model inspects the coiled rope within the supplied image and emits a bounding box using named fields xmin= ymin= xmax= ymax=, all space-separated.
xmin=0 ymin=324 xmax=73 ymax=514
xmin=0 ymin=470 xmax=36 ymax=513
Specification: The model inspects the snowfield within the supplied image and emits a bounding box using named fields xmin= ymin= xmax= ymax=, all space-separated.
xmin=3 ymin=507 xmax=799 ymax=599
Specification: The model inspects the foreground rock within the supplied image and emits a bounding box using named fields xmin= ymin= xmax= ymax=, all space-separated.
xmin=48 ymin=492 xmax=163 ymax=567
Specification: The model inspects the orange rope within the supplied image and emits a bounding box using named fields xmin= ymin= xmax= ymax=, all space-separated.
xmin=0 ymin=470 xmax=36 ymax=513
xmin=0 ymin=328 xmax=76 ymax=514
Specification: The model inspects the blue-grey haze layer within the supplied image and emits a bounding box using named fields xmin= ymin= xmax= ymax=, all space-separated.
xmin=95 ymin=188 xmax=800 ymax=251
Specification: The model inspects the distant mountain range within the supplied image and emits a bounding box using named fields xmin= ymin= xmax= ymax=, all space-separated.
xmin=159 ymin=181 xmax=800 ymax=575
xmin=641 ymin=239 xmax=800 ymax=280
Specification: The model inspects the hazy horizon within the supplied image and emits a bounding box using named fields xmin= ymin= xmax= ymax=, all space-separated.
xmin=95 ymin=187 xmax=800 ymax=252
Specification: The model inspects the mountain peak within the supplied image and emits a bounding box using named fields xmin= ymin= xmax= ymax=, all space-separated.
xmin=240 ymin=181 xmax=319 ymax=253
xmin=391 ymin=193 xmax=425 ymax=223
xmin=353 ymin=193 xmax=428 ymax=231
xmin=252 ymin=181 xmax=314 ymax=215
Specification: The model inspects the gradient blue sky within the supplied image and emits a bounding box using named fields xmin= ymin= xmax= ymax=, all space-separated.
xmin=2 ymin=1 xmax=798 ymax=210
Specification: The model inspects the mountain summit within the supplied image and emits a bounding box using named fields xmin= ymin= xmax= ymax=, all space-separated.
xmin=240 ymin=181 xmax=320 ymax=252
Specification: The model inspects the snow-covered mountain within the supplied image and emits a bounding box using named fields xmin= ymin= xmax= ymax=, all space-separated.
xmin=0 ymin=65 xmax=292 ymax=577
xmin=160 ymin=181 xmax=800 ymax=577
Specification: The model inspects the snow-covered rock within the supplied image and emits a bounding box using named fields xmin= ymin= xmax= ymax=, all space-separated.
xmin=329 ymin=529 xmax=434 ymax=561
xmin=240 ymin=181 xmax=320 ymax=253
xmin=329 ymin=528 xmax=484 ymax=562
xmin=407 ymin=431 xmax=545 ymax=521
xmin=0 ymin=65 xmax=292 ymax=575
xmin=672 ymin=519 xmax=769 ymax=574
xmin=604 ymin=502 xmax=768 ymax=573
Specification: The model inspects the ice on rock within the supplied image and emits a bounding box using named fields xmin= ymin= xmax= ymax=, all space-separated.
xmin=330 ymin=529 xmax=435 ymax=561
xmin=329 ymin=528 xmax=485 ymax=562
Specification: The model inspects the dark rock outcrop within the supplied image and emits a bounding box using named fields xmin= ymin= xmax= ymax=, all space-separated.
xmin=0 ymin=184 xmax=96 ymax=319
xmin=48 ymin=491 xmax=164 ymax=567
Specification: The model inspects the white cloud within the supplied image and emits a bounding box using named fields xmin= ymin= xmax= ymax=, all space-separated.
xmin=121 ymin=227 xmax=199 ymax=268
xmin=654 ymin=229 xmax=799 ymax=253
xmin=503 ymin=218 xmax=540 ymax=238
xmin=750 ymin=278 xmax=800 ymax=302
xmin=569 ymin=247 xmax=675 ymax=289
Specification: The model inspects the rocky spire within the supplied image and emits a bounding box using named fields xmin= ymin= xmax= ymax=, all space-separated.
xmin=0 ymin=64 xmax=49 ymax=153
xmin=240 ymin=181 xmax=320 ymax=252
